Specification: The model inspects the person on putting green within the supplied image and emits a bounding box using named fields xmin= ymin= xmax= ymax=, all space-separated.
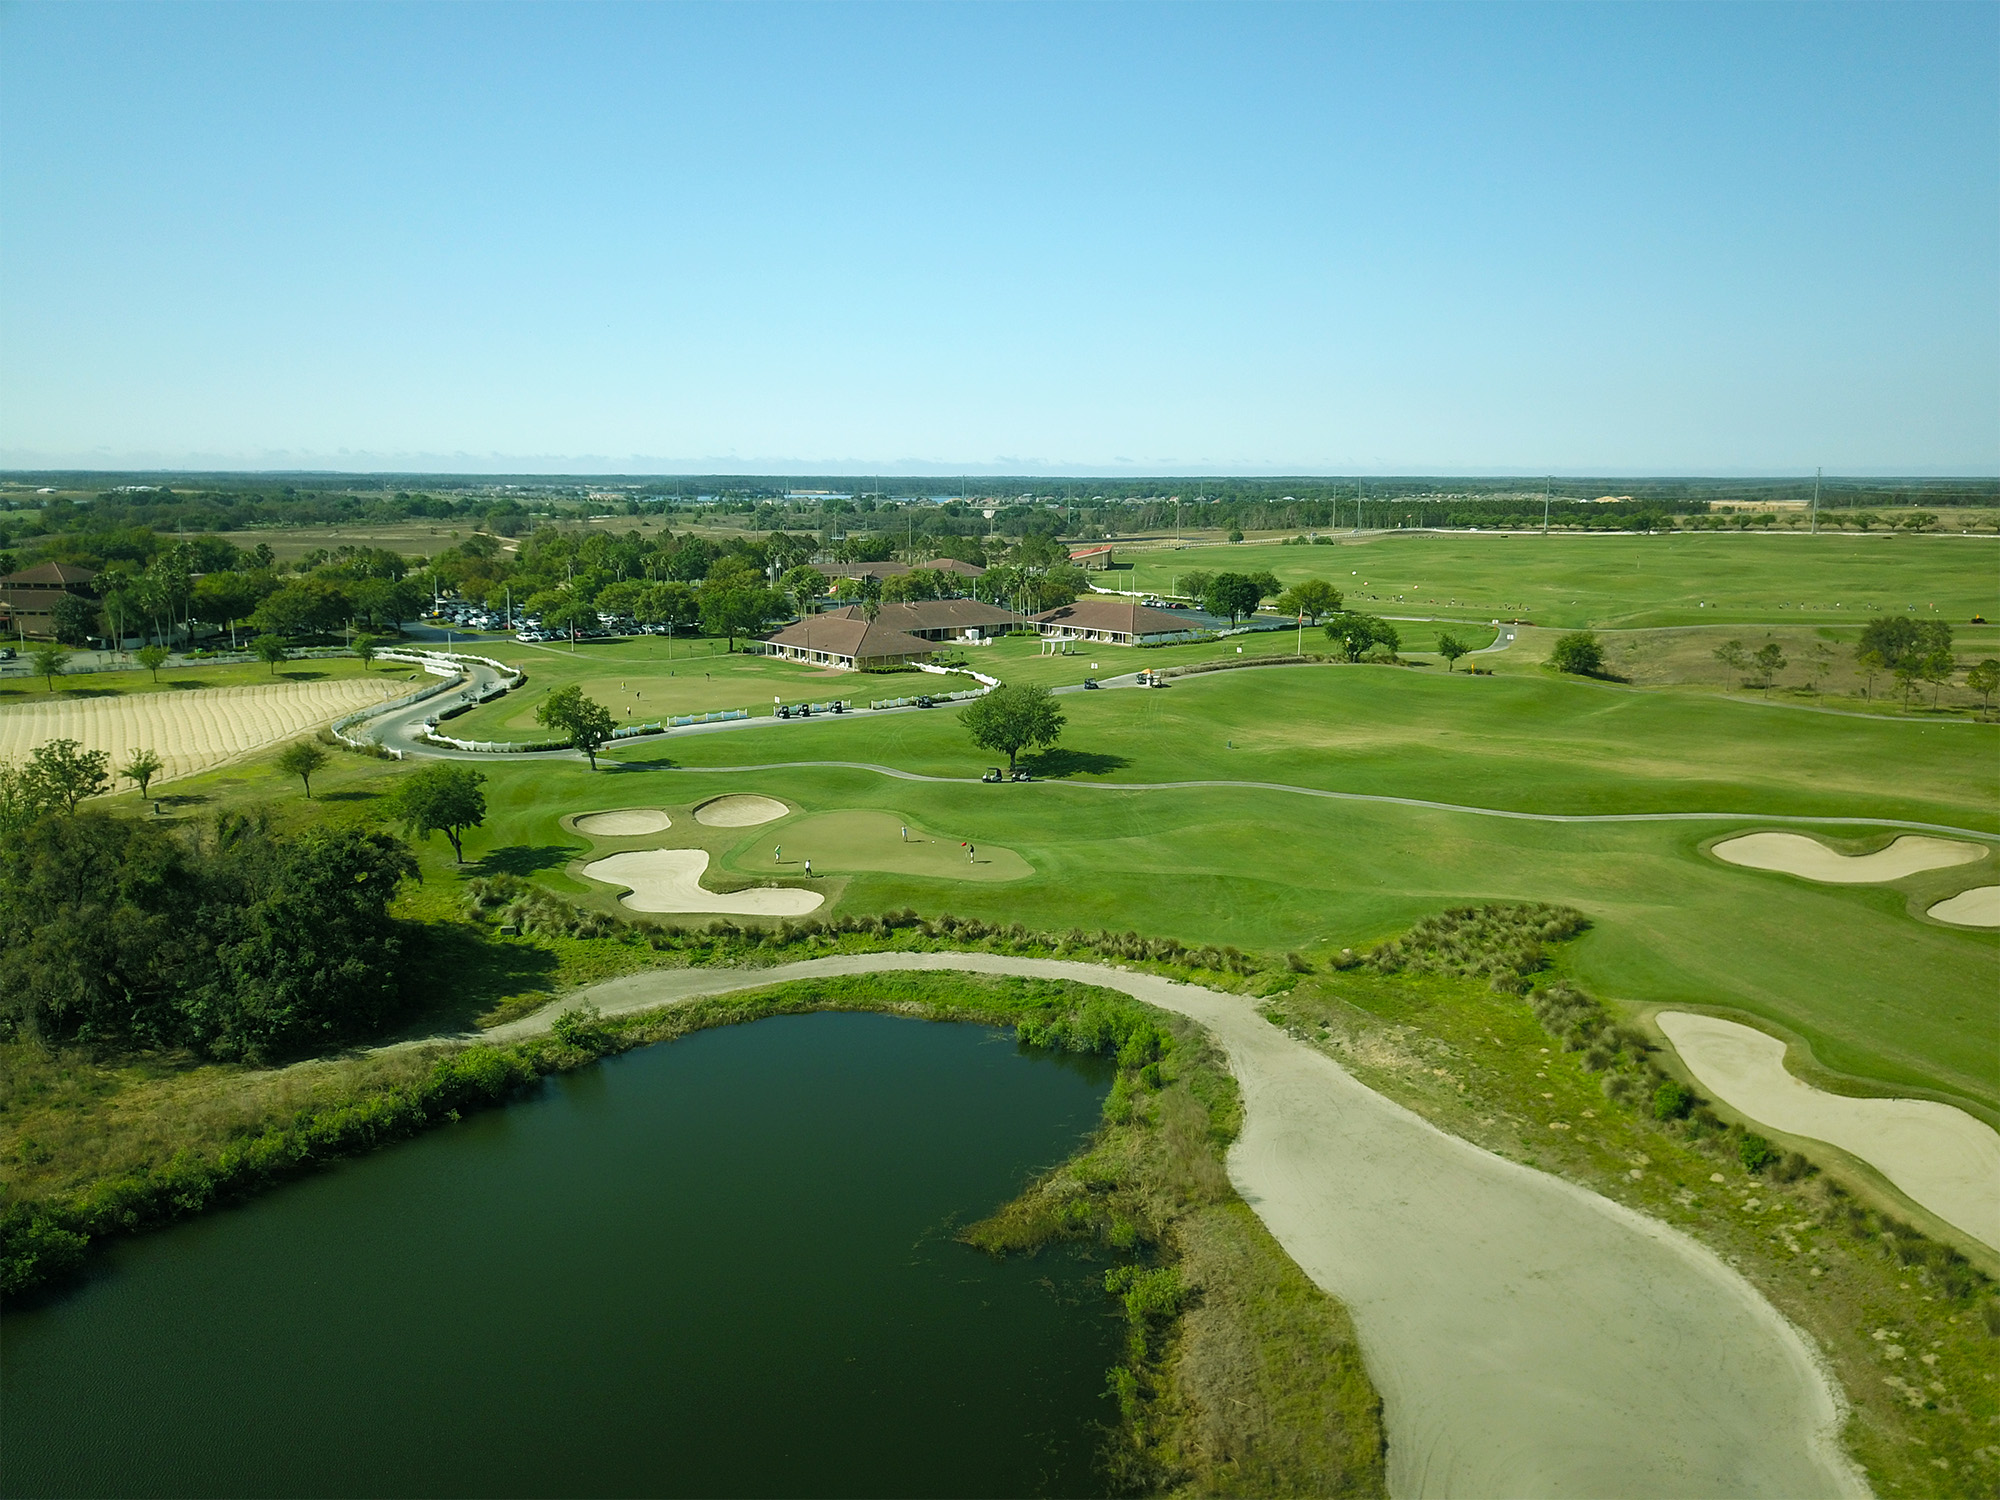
xmin=804 ymin=859 xmax=812 ymax=878
xmin=968 ymin=844 xmax=975 ymax=864
xmin=775 ymin=844 xmax=781 ymax=863
xmin=901 ymin=826 xmax=907 ymax=842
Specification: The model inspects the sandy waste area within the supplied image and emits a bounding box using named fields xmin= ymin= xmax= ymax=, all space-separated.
xmin=0 ymin=679 xmax=401 ymax=787
xmin=1927 ymin=886 xmax=2000 ymax=928
xmin=693 ymin=794 xmax=789 ymax=827
xmin=573 ymin=808 xmax=673 ymax=836
xmin=502 ymin=954 xmax=1863 ymax=1500
xmin=582 ymin=848 xmax=823 ymax=916
xmin=1712 ymin=831 xmax=1986 ymax=883
xmin=1659 ymin=1012 xmax=2000 ymax=1251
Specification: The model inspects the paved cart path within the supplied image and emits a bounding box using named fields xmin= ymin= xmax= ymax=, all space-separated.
xmin=480 ymin=952 xmax=1863 ymax=1500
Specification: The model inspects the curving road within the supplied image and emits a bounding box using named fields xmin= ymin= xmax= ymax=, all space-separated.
xmin=473 ymin=952 xmax=1864 ymax=1500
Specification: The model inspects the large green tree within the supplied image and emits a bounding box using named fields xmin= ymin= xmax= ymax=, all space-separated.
xmin=535 ymin=685 xmax=618 ymax=769
xmin=1324 ymin=612 xmax=1400 ymax=663
xmin=1275 ymin=579 xmax=1343 ymax=624
xmin=1549 ymin=631 xmax=1604 ymax=676
xmin=957 ymin=683 xmax=1066 ymax=771
xmin=390 ymin=762 xmax=488 ymax=862
xmin=26 ymin=739 xmax=110 ymax=813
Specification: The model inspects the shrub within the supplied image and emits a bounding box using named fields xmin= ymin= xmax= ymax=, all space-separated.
xmin=1653 ymin=1080 xmax=1695 ymax=1121
xmin=1549 ymin=631 xmax=1605 ymax=675
xmin=1738 ymin=1132 xmax=1778 ymax=1174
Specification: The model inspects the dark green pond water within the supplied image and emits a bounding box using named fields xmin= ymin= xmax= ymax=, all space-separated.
xmin=2 ymin=1012 xmax=1121 ymax=1498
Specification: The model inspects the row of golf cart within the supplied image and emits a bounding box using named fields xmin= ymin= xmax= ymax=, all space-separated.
xmin=981 ymin=767 xmax=1034 ymax=783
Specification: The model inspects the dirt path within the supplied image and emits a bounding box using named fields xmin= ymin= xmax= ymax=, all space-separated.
xmin=487 ymin=953 xmax=1863 ymax=1499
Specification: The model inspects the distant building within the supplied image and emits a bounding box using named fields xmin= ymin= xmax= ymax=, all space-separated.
xmin=844 ymin=599 xmax=1026 ymax=643
xmin=1068 ymin=545 xmax=1115 ymax=571
xmin=755 ymin=614 xmax=936 ymax=670
xmin=1033 ymin=597 xmax=1204 ymax=646
xmin=0 ymin=562 xmax=97 ymax=641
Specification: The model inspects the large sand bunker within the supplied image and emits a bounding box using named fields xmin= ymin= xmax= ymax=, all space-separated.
xmin=1659 ymin=1012 xmax=2000 ymax=1251
xmin=573 ymin=808 xmax=673 ymax=837
xmin=0 ymin=679 xmax=401 ymax=787
xmin=693 ymin=794 xmax=789 ymax=827
xmin=1712 ymin=831 xmax=1987 ymax=883
xmin=1928 ymin=886 xmax=2000 ymax=928
xmin=582 ymin=848 xmax=823 ymax=916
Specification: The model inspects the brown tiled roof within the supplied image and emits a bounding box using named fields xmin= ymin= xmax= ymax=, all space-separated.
xmin=819 ymin=558 xmax=986 ymax=581
xmin=759 ymin=615 xmax=933 ymax=660
xmin=0 ymin=562 xmax=98 ymax=588
xmin=1033 ymin=597 xmax=1191 ymax=636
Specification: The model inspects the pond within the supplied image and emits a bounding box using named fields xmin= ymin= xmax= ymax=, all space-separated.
xmin=2 ymin=1012 xmax=1120 ymax=1498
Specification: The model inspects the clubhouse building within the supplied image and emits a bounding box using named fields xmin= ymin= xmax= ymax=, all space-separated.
xmin=1032 ymin=597 xmax=1207 ymax=646
xmin=755 ymin=598 xmax=1029 ymax=670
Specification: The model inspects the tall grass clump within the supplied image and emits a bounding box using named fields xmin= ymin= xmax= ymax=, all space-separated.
xmin=1365 ymin=902 xmax=1588 ymax=992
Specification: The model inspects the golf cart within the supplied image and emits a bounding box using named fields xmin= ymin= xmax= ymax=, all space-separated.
xmin=1009 ymin=768 xmax=1033 ymax=782
xmin=1082 ymin=677 xmax=1100 ymax=689
xmin=981 ymin=767 xmax=1004 ymax=783
xmin=914 ymin=695 xmax=934 ymax=708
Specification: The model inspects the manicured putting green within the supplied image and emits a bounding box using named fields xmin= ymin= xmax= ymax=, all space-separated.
xmin=572 ymin=808 xmax=673 ymax=836
xmin=732 ymin=811 xmax=1032 ymax=883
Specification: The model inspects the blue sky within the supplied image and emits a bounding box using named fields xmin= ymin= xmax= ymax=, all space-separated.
xmin=2 ymin=2 xmax=1993 ymax=475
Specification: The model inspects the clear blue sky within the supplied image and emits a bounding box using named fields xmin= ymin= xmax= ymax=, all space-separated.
xmin=2 ymin=2 xmax=1993 ymax=475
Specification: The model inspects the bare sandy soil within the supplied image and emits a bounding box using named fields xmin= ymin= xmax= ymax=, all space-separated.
xmin=572 ymin=808 xmax=673 ymax=836
xmin=1659 ymin=1012 xmax=2000 ymax=1251
xmin=693 ymin=794 xmax=790 ymax=827
xmin=1712 ymin=831 xmax=1987 ymax=883
xmin=0 ymin=679 xmax=400 ymax=787
xmin=580 ymin=848 xmax=823 ymax=916
xmin=493 ymin=954 xmax=1862 ymax=1500
xmin=1928 ymin=886 xmax=2000 ymax=928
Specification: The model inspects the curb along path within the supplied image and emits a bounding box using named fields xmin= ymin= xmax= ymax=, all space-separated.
xmin=481 ymin=952 xmax=1863 ymax=1500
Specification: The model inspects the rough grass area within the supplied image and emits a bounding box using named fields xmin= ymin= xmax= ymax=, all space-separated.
xmin=1262 ymin=911 xmax=2000 ymax=1499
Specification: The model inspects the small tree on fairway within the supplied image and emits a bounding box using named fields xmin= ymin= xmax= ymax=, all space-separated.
xmin=957 ymin=682 xmax=1065 ymax=770
xmin=1435 ymin=632 xmax=1471 ymax=672
xmin=27 ymin=738 xmax=110 ymax=812
xmin=1752 ymin=641 xmax=1786 ymax=691
xmin=1967 ymin=658 xmax=2000 ymax=712
xmin=1805 ymin=642 xmax=1834 ymax=695
xmin=536 ymin=684 xmax=617 ymax=768
xmin=276 ymin=739 xmax=329 ymax=798
xmin=391 ymin=761 xmax=487 ymax=863
xmin=121 ymin=748 xmax=164 ymax=797
xmin=135 ymin=644 xmax=171 ymax=682
xmin=1274 ymin=579 xmax=1343 ymax=624
xmin=352 ymin=633 xmax=381 ymax=670
xmin=1549 ymin=631 xmax=1604 ymax=676
xmin=1323 ymin=612 xmax=1398 ymax=663
xmin=251 ymin=633 xmax=290 ymax=675
xmin=30 ymin=645 xmax=68 ymax=693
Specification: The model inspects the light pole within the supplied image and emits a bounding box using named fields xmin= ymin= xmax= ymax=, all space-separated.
xmin=1811 ymin=467 xmax=1820 ymax=535
xmin=1543 ymin=476 xmax=1551 ymax=536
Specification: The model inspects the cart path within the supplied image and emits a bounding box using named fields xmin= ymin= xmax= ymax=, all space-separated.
xmin=590 ymin=756 xmax=1999 ymax=842
xmin=480 ymin=952 xmax=1863 ymax=1499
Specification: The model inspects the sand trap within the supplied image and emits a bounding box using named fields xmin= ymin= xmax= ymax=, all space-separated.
xmin=582 ymin=848 xmax=822 ymax=916
xmin=1928 ymin=886 xmax=2000 ymax=928
xmin=1660 ymin=1012 xmax=2000 ymax=1251
xmin=573 ymin=808 xmax=673 ymax=837
xmin=0 ymin=679 xmax=401 ymax=788
xmin=1712 ymin=831 xmax=1987 ymax=883
xmin=496 ymin=954 xmax=1861 ymax=1499
xmin=693 ymin=794 xmax=789 ymax=827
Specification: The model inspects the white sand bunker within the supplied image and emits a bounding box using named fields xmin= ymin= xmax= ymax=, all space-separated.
xmin=573 ymin=808 xmax=673 ymax=837
xmin=1660 ymin=1012 xmax=2000 ymax=1252
xmin=1712 ymin=831 xmax=1987 ymax=883
xmin=1928 ymin=886 xmax=2000 ymax=928
xmin=582 ymin=848 xmax=822 ymax=916
xmin=693 ymin=794 xmax=789 ymax=827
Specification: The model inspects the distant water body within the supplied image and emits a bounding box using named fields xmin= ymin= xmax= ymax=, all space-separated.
xmin=2 ymin=1012 xmax=1118 ymax=1498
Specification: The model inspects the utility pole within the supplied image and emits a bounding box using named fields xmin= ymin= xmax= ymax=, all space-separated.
xmin=1812 ymin=467 xmax=1821 ymax=534
xmin=1543 ymin=476 xmax=1551 ymax=536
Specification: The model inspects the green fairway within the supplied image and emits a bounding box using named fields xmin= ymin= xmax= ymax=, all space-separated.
xmin=724 ymin=809 xmax=1033 ymax=882
xmin=1118 ymin=531 xmax=2000 ymax=629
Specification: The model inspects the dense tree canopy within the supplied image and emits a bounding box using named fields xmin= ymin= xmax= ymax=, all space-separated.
xmin=958 ymin=683 xmax=1066 ymax=770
